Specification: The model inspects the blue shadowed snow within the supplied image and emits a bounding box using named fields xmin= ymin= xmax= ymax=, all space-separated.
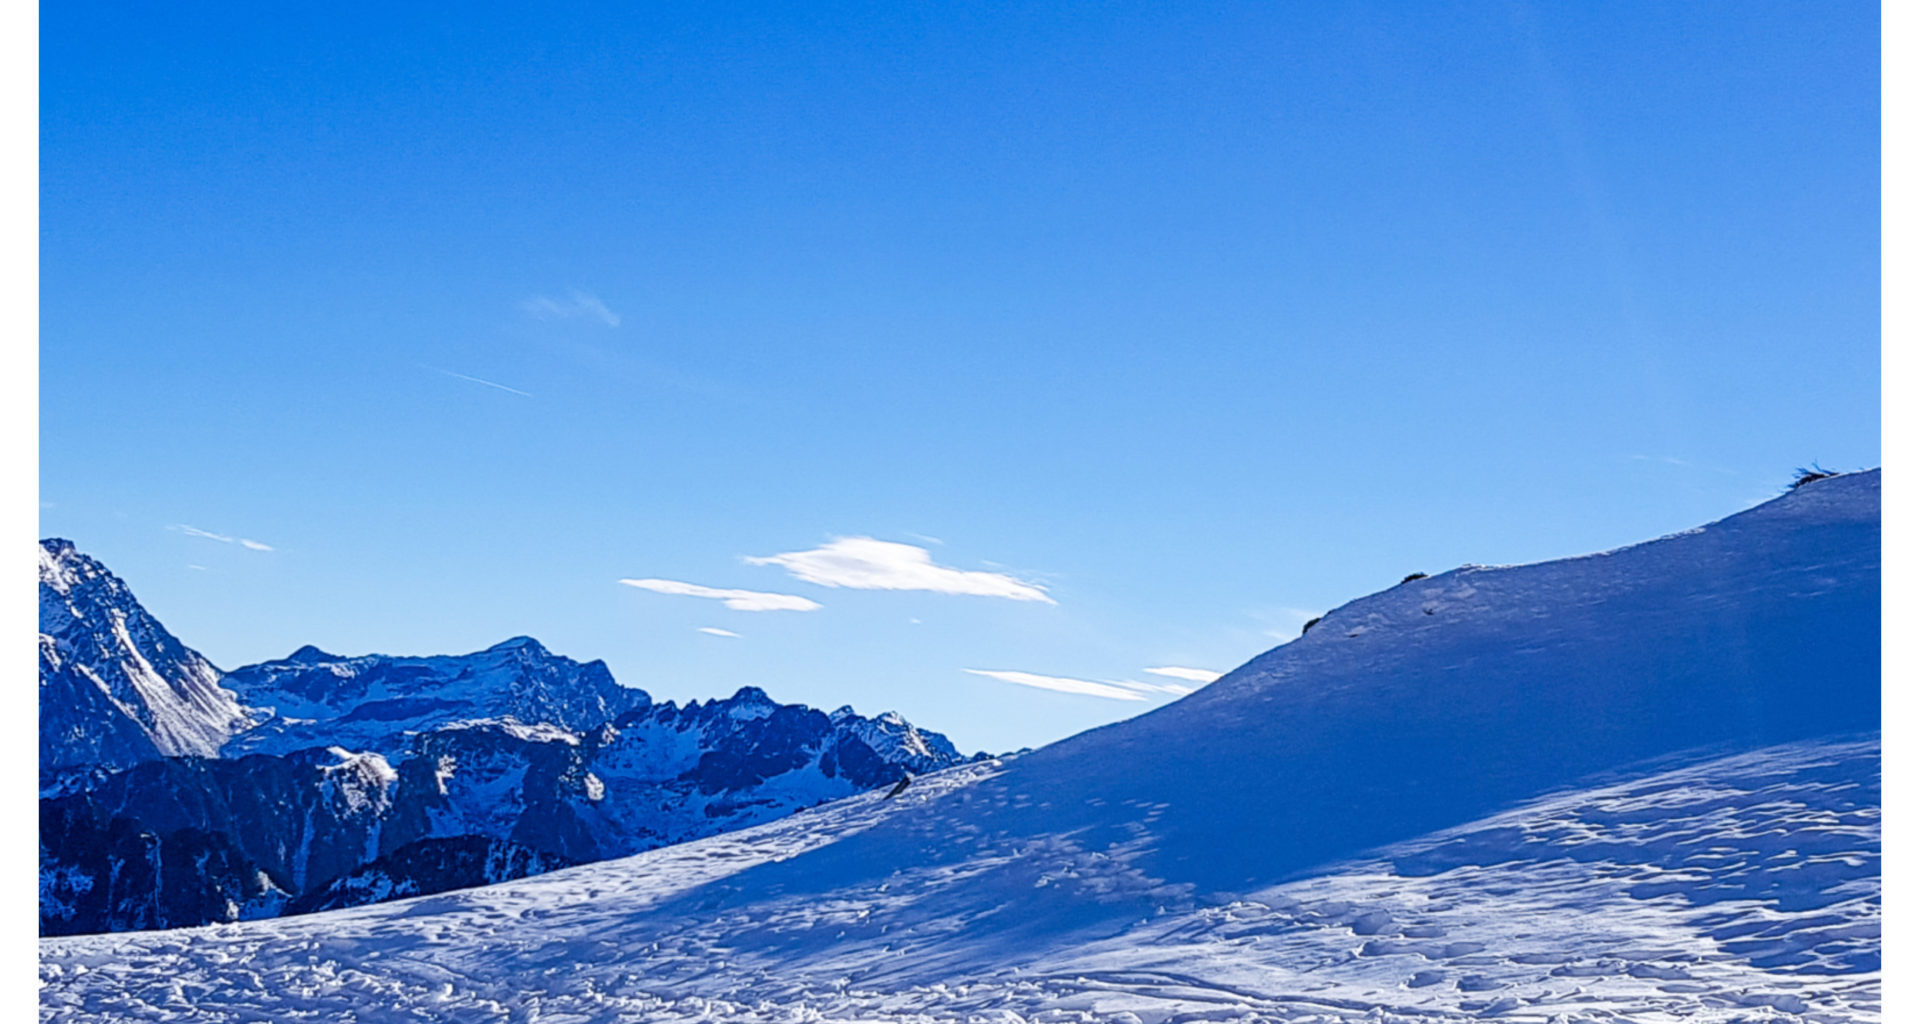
xmin=682 ymin=471 xmax=1878 ymax=910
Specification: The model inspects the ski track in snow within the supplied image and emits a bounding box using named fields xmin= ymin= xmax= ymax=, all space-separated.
xmin=41 ymin=736 xmax=1879 ymax=1023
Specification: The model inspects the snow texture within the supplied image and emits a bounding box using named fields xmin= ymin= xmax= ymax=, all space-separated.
xmin=39 ymin=471 xmax=1880 ymax=1021
xmin=38 ymin=740 xmax=1878 ymax=1022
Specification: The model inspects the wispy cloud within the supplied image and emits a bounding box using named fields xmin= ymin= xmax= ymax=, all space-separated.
xmin=747 ymin=537 xmax=1053 ymax=604
xmin=186 ymin=564 xmax=208 ymax=572
xmin=172 ymin=524 xmax=274 ymax=552
xmin=433 ymin=367 xmax=532 ymax=398
xmin=619 ymin=578 xmax=822 ymax=612
xmin=697 ymin=627 xmax=742 ymax=638
xmin=1114 ymin=679 xmax=1197 ymax=697
xmin=522 ymin=290 xmax=621 ymax=327
xmin=1144 ymin=666 xmax=1221 ymax=685
xmin=1627 ymin=454 xmax=1738 ymax=476
xmin=964 ymin=669 xmax=1146 ymax=702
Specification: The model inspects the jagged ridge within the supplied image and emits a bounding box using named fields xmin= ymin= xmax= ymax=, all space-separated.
xmin=38 ymin=539 xmax=248 ymax=786
xmin=39 ymin=540 xmax=979 ymax=936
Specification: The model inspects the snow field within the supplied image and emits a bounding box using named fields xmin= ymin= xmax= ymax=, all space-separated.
xmin=41 ymin=737 xmax=1877 ymax=1022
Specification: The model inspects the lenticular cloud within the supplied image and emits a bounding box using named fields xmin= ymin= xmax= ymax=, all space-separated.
xmin=1144 ymin=666 xmax=1221 ymax=684
xmin=747 ymin=538 xmax=1053 ymax=603
xmin=963 ymin=669 xmax=1145 ymax=701
xmin=619 ymin=578 xmax=822 ymax=612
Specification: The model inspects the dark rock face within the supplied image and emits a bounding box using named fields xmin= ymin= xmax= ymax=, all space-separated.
xmin=684 ymin=704 xmax=839 ymax=794
xmin=287 ymin=836 xmax=572 ymax=916
xmin=821 ymin=731 xmax=903 ymax=788
xmin=39 ymin=539 xmax=982 ymax=936
xmin=383 ymin=720 xmax=609 ymax=864
xmin=39 ymin=641 xmax=163 ymax=786
xmin=38 ymin=748 xmax=393 ymax=935
xmin=39 ymin=808 xmax=287 ymax=936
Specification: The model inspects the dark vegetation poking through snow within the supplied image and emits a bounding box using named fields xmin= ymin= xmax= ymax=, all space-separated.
xmin=1790 ymin=463 xmax=1842 ymax=489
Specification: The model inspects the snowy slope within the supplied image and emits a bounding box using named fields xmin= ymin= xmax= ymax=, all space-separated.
xmin=38 ymin=539 xmax=249 ymax=786
xmin=973 ymin=466 xmax=1879 ymax=896
xmin=37 ymin=738 xmax=1878 ymax=1022
xmin=39 ymin=471 xmax=1879 ymax=1021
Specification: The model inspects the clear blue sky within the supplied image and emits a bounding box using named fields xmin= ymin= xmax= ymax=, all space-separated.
xmin=40 ymin=1 xmax=1879 ymax=754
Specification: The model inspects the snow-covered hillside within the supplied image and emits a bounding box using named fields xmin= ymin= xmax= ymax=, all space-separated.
xmin=39 ymin=471 xmax=1880 ymax=1021
xmin=38 ymin=737 xmax=1879 ymax=1022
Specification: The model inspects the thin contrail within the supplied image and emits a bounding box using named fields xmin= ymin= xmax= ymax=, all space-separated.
xmin=432 ymin=367 xmax=532 ymax=397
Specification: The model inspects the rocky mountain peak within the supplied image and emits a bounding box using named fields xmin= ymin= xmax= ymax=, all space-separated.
xmin=39 ymin=539 xmax=248 ymax=783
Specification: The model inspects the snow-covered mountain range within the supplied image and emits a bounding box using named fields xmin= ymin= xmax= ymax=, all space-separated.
xmin=40 ymin=470 xmax=1881 ymax=1022
xmin=38 ymin=540 xmax=978 ymax=936
xmin=219 ymin=637 xmax=651 ymax=759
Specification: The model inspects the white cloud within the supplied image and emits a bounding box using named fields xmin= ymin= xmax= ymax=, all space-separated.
xmin=1144 ymin=666 xmax=1222 ymax=684
xmin=747 ymin=537 xmax=1053 ymax=603
xmin=619 ymin=578 xmax=822 ymax=612
xmin=697 ymin=627 xmax=742 ymax=638
xmin=173 ymin=525 xmax=273 ymax=551
xmin=522 ymin=290 xmax=620 ymax=327
xmin=1114 ymin=679 xmax=1197 ymax=697
xmin=964 ymin=669 xmax=1146 ymax=702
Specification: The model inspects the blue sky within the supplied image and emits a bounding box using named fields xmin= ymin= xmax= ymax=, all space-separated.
xmin=39 ymin=2 xmax=1878 ymax=753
